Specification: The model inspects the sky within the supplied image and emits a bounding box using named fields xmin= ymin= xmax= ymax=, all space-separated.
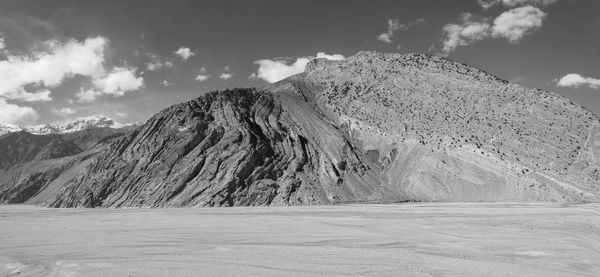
xmin=0 ymin=0 xmax=598 ymax=125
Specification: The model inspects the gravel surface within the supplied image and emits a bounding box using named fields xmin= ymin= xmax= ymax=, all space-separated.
xmin=0 ymin=203 xmax=598 ymax=276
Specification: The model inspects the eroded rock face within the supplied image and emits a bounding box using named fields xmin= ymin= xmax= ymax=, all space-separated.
xmin=4 ymin=51 xmax=600 ymax=207
xmin=295 ymin=51 xmax=600 ymax=202
xmin=0 ymin=132 xmax=62 ymax=170
xmin=0 ymin=164 xmax=68 ymax=203
xmin=0 ymin=128 xmax=127 ymax=170
xmin=48 ymin=89 xmax=392 ymax=207
xmin=0 ymin=128 xmax=131 ymax=204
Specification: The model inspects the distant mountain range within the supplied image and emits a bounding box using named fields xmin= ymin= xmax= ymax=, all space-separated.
xmin=1 ymin=51 xmax=599 ymax=207
xmin=0 ymin=115 xmax=138 ymax=136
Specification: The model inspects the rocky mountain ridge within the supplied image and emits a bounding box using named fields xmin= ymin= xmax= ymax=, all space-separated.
xmin=1 ymin=51 xmax=599 ymax=207
xmin=0 ymin=115 xmax=137 ymax=136
xmin=0 ymin=127 xmax=129 ymax=170
xmin=297 ymin=51 xmax=599 ymax=201
xmin=0 ymin=127 xmax=131 ymax=204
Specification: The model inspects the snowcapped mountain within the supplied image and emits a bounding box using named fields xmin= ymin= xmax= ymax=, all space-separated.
xmin=0 ymin=123 xmax=23 ymax=136
xmin=0 ymin=115 xmax=138 ymax=136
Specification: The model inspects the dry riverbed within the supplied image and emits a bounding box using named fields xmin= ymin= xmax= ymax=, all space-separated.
xmin=0 ymin=203 xmax=599 ymax=276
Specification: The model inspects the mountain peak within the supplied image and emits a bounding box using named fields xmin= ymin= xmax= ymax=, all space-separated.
xmin=0 ymin=115 xmax=135 ymax=136
xmin=305 ymin=51 xmax=509 ymax=88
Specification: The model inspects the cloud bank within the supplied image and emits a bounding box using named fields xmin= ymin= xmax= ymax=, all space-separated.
xmin=0 ymin=35 xmax=146 ymax=123
xmin=0 ymin=98 xmax=39 ymax=124
xmin=0 ymin=37 xmax=107 ymax=99
xmin=0 ymin=36 xmax=109 ymax=123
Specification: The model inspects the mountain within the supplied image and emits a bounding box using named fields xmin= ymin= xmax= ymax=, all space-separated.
xmin=0 ymin=123 xmax=22 ymax=135
xmin=1 ymin=51 xmax=599 ymax=207
xmin=47 ymin=88 xmax=390 ymax=207
xmin=0 ymin=115 xmax=137 ymax=136
xmin=0 ymin=132 xmax=81 ymax=170
xmin=0 ymin=127 xmax=131 ymax=170
xmin=0 ymin=115 xmax=138 ymax=171
xmin=0 ymin=127 xmax=132 ymax=204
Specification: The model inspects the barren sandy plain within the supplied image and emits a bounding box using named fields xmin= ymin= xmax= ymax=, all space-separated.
xmin=0 ymin=203 xmax=599 ymax=277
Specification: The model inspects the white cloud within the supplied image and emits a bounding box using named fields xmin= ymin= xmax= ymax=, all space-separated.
xmin=442 ymin=14 xmax=491 ymax=54
xmin=491 ymin=6 xmax=546 ymax=42
xmin=556 ymin=73 xmax=600 ymax=89
xmin=76 ymin=88 xmax=101 ymax=102
xmin=59 ymin=107 xmax=76 ymax=115
xmin=316 ymin=52 xmax=345 ymax=61
xmin=0 ymin=98 xmax=39 ymax=124
xmin=223 ymin=65 xmax=230 ymax=71
xmin=198 ymin=66 xmax=207 ymax=73
xmin=377 ymin=18 xmax=425 ymax=43
xmin=161 ymin=80 xmax=172 ymax=86
xmin=0 ymin=36 xmax=107 ymax=100
xmin=174 ymin=47 xmax=195 ymax=60
xmin=93 ymin=67 xmax=144 ymax=96
xmin=0 ymin=35 xmax=5 ymax=50
xmin=248 ymin=73 xmax=258 ymax=80
xmin=76 ymin=66 xmax=143 ymax=102
xmin=441 ymin=6 xmax=545 ymax=54
xmin=0 ymin=35 xmax=145 ymax=118
xmin=146 ymin=53 xmax=174 ymax=71
xmin=377 ymin=33 xmax=393 ymax=43
xmin=478 ymin=0 xmax=559 ymax=9
xmin=146 ymin=62 xmax=161 ymax=71
xmin=478 ymin=0 xmax=500 ymax=9
xmin=4 ymin=89 xmax=52 ymax=102
xmin=510 ymin=0 xmax=558 ymax=6
xmin=195 ymin=74 xmax=210 ymax=82
xmin=253 ymin=52 xmax=345 ymax=83
xmin=254 ymin=57 xmax=310 ymax=83
xmin=219 ymin=73 xmax=233 ymax=80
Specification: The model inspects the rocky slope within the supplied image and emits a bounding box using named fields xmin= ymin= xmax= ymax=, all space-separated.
xmin=295 ymin=52 xmax=600 ymax=202
xmin=2 ymin=51 xmax=599 ymax=207
xmin=0 ymin=151 xmax=101 ymax=204
xmin=47 ymin=89 xmax=391 ymax=207
xmin=0 ymin=128 xmax=129 ymax=170
xmin=0 ymin=128 xmax=131 ymax=203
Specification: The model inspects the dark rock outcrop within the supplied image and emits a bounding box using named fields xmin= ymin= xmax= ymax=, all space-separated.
xmin=0 ymin=132 xmax=60 ymax=170
xmin=0 ymin=128 xmax=131 ymax=204
xmin=49 ymin=89 xmax=393 ymax=207
xmin=34 ymin=139 xmax=82 ymax=161
xmin=0 ymin=128 xmax=127 ymax=170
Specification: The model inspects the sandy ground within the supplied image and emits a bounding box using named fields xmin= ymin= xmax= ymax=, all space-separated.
xmin=0 ymin=203 xmax=599 ymax=277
